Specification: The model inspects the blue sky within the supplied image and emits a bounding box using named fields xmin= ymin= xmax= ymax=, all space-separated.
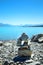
xmin=0 ymin=0 xmax=43 ymax=25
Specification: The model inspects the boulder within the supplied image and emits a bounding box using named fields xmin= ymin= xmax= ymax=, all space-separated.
xmin=20 ymin=33 xmax=29 ymax=40
xmin=18 ymin=47 xmax=32 ymax=56
xmin=17 ymin=33 xmax=29 ymax=46
xmin=31 ymin=34 xmax=43 ymax=43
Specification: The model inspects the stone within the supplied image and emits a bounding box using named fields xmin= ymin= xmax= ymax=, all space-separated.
xmin=9 ymin=62 xmax=14 ymax=65
xmin=3 ymin=61 xmax=9 ymax=65
xmin=25 ymin=59 xmax=33 ymax=63
xmin=18 ymin=47 xmax=32 ymax=56
xmin=17 ymin=33 xmax=29 ymax=46
xmin=35 ymin=62 xmax=40 ymax=65
xmin=31 ymin=34 xmax=43 ymax=43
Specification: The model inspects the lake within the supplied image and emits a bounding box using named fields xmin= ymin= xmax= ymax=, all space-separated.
xmin=0 ymin=26 xmax=43 ymax=40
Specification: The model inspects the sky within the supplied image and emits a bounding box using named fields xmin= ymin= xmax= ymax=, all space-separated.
xmin=0 ymin=0 xmax=43 ymax=25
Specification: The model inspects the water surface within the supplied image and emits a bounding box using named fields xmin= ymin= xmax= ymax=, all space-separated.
xmin=0 ymin=26 xmax=43 ymax=40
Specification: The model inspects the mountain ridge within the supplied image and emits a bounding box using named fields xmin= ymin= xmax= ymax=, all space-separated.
xmin=0 ymin=23 xmax=13 ymax=27
xmin=21 ymin=24 xmax=43 ymax=27
xmin=0 ymin=23 xmax=43 ymax=27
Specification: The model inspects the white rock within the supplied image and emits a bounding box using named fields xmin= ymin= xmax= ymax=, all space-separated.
xmin=31 ymin=53 xmax=34 ymax=59
xmin=38 ymin=37 xmax=43 ymax=42
xmin=0 ymin=41 xmax=3 ymax=44
xmin=25 ymin=59 xmax=33 ymax=63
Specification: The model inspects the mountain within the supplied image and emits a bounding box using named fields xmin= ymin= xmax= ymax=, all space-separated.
xmin=0 ymin=23 xmax=43 ymax=27
xmin=21 ymin=24 xmax=43 ymax=27
xmin=0 ymin=23 xmax=13 ymax=27
xmin=29 ymin=25 xmax=43 ymax=27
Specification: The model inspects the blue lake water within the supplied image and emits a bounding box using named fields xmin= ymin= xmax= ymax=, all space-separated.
xmin=0 ymin=26 xmax=43 ymax=40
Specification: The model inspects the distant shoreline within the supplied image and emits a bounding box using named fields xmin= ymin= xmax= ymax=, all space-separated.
xmin=21 ymin=26 xmax=43 ymax=27
xmin=0 ymin=23 xmax=43 ymax=27
xmin=22 ymin=26 xmax=43 ymax=27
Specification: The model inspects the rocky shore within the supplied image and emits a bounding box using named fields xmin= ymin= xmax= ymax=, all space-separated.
xmin=0 ymin=33 xmax=43 ymax=65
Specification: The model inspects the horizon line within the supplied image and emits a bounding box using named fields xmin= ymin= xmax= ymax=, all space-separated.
xmin=0 ymin=22 xmax=43 ymax=26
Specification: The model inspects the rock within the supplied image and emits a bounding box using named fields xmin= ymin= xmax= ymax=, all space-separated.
xmin=25 ymin=59 xmax=33 ymax=63
xmin=17 ymin=33 xmax=29 ymax=46
xmin=38 ymin=37 xmax=43 ymax=43
xmin=3 ymin=61 xmax=9 ymax=65
xmin=35 ymin=64 xmax=40 ymax=65
xmin=18 ymin=46 xmax=32 ymax=56
xmin=31 ymin=34 xmax=43 ymax=43
xmin=0 ymin=41 xmax=3 ymax=46
xmin=0 ymin=41 xmax=3 ymax=44
xmin=35 ymin=61 xmax=40 ymax=65
xmin=0 ymin=43 xmax=3 ymax=46
xmin=21 ymin=33 xmax=29 ymax=40
xmin=9 ymin=62 xmax=14 ymax=65
xmin=31 ymin=53 xmax=34 ymax=59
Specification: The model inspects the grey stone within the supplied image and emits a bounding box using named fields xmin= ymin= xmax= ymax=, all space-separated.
xmin=31 ymin=34 xmax=43 ymax=43
xmin=17 ymin=33 xmax=29 ymax=46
